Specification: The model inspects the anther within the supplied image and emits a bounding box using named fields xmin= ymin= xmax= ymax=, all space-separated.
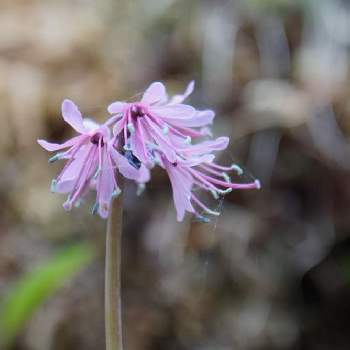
xmin=153 ymin=157 xmax=162 ymax=166
xmin=254 ymin=179 xmax=261 ymax=189
xmin=112 ymin=189 xmax=121 ymax=198
xmin=136 ymin=183 xmax=145 ymax=196
xmin=162 ymin=126 xmax=169 ymax=135
xmin=222 ymin=172 xmax=231 ymax=183
xmin=204 ymin=208 xmax=221 ymax=216
xmin=127 ymin=123 xmax=135 ymax=134
xmin=50 ymin=179 xmax=57 ymax=193
xmin=217 ymin=188 xmax=232 ymax=195
xmin=210 ymin=189 xmax=219 ymax=199
xmin=230 ymin=164 xmax=243 ymax=175
xmin=184 ymin=136 xmax=192 ymax=144
xmin=146 ymin=142 xmax=158 ymax=150
xmin=48 ymin=153 xmax=62 ymax=163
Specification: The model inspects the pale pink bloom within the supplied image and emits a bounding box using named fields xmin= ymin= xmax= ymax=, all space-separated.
xmin=108 ymin=81 xmax=260 ymax=221
xmin=107 ymin=81 xmax=215 ymax=165
xmin=156 ymin=135 xmax=260 ymax=221
xmin=38 ymin=100 xmax=148 ymax=218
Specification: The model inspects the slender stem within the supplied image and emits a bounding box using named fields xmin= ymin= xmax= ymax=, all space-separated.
xmin=105 ymin=180 xmax=123 ymax=350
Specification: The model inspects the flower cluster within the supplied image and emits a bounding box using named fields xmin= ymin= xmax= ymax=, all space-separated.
xmin=38 ymin=82 xmax=260 ymax=221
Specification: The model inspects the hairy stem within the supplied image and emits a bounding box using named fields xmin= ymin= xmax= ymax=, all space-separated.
xmin=105 ymin=181 xmax=123 ymax=350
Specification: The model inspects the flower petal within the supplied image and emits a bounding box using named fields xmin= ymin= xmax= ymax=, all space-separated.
xmin=137 ymin=164 xmax=151 ymax=183
xmin=83 ymin=118 xmax=100 ymax=131
xmin=55 ymin=179 xmax=76 ymax=193
xmin=98 ymin=153 xmax=116 ymax=218
xmin=141 ymin=82 xmax=167 ymax=105
xmin=130 ymin=121 xmax=148 ymax=163
xmin=61 ymin=99 xmax=87 ymax=134
xmin=113 ymin=117 xmax=127 ymax=136
xmin=180 ymin=154 xmax=215 ymax=167
xmin=184 ymin=136 xmax=229 ymax=156
xmin=108 ymin=101 xmax=127 ymax=114
xmin=165 ymin=162 xmax=194 ymax=221
xmin=152 ymin=104 xmax=196 ymax=119
xmin=144 ymin=116 xmax=177 ymax=163
xmin=169 ymin=81 xmax=195 ymax=104
xmin=56 ymin=148 xmax=88 ymax=185
xmin=161 ymin=109 xmax=215 ymax=128
xmin=37 ymin=135 xmax=83 ymax=152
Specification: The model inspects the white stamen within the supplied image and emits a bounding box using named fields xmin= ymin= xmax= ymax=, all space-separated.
xmin=127 ymin=122 xmax=135 ymax=134
xmin=146 ymin=142 xmax=159 ymax=150
xmin=222 ymin=172 xmax=231 ymax=182
xmin=162 ymin=126 xmax=169 ymax=135
xmin=230 ymin=164 xmax=243 ymax=175
xmin=154 ymin=157 xmax=162 ymax=166
xmin=50 ymin=179 xmax=57 ymax=193
xmin=218 ymin=188 xmax=232 ymax=195
xmin=112 ymin=188 xmax=122 ymax=198
xmin=123 ymin=143 xmax=132 ymax=151
xmin=184 ymin=136 xmax=192 ymax=144
xmin=210 ymin=189 xmax=219 ymax=199
xmin=255 ymin=179 xmax=261 ymax=189
xmin=204 ymin=207 xmax=220 ymax=216
xmin=136 ymin=183 xmax=146 ymax=196
xmin=48 ymin=153 xmax=62 ymax=163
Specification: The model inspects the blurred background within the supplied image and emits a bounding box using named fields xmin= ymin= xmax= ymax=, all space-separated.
xmin=0 ymin=0 xmax=350 ymax=349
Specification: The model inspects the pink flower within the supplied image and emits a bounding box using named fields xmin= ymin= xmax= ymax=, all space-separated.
xmin=38 ymin=82 xmax=260 ymax=221
xmin=38 ymin=99 xmax=148 ymax=218
xmin=106 ymin=81 xmax=260 ymax=221
xmin=164 ymin=158 xmax=260 ymax=221
xmin=107 ymin=81 xmax=215 ymax=165
xmin=157 ymin=139 xmax=260 ymax=222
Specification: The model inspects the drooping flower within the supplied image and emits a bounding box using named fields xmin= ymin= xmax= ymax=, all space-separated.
xmin=155 ymin=138 xmax=260 ymax=222
xmin=106 ymin=81 xmax=260 ymax=221
xmin=38 ymin=99 xmax=148 ymax=218
xmin=39 ymin=81 xmax=260 ymax=221
xmin=107 ymin=81 xmax=215 ymax=166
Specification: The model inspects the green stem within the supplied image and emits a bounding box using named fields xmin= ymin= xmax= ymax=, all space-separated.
xmin=105 ymin=182 xmax=123 ymax=350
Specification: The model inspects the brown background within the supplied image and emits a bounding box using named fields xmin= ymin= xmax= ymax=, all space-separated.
xmin=1 ymin=0 xmax=350 ymax=349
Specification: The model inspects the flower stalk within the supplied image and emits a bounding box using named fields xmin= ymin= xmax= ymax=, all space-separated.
xmin=105 ymin=179 xmax=123 ymax=350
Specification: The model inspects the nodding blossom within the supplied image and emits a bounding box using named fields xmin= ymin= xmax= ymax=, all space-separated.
xmin=107 ymin=81 xmax=215 ymax=165
xmin=38 ymin=81 xmax=260 ymax=220
xmin=38 ymin=99 xmax=148 ymax=218
xmin=153 ymin=137 xmax=260 ymax=221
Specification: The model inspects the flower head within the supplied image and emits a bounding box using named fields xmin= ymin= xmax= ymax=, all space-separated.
xmin=156 ymin=138 xmax=260 ymax=221
xmin=38 ymin=81 xmax=260 ymax=221
xmin=38 ymin=100 xmax=147 ymax=218
xmin=107 ymin=81 xmax=215 ymax=166
xmin=107 ymin=81 xmax=260 ymax=221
